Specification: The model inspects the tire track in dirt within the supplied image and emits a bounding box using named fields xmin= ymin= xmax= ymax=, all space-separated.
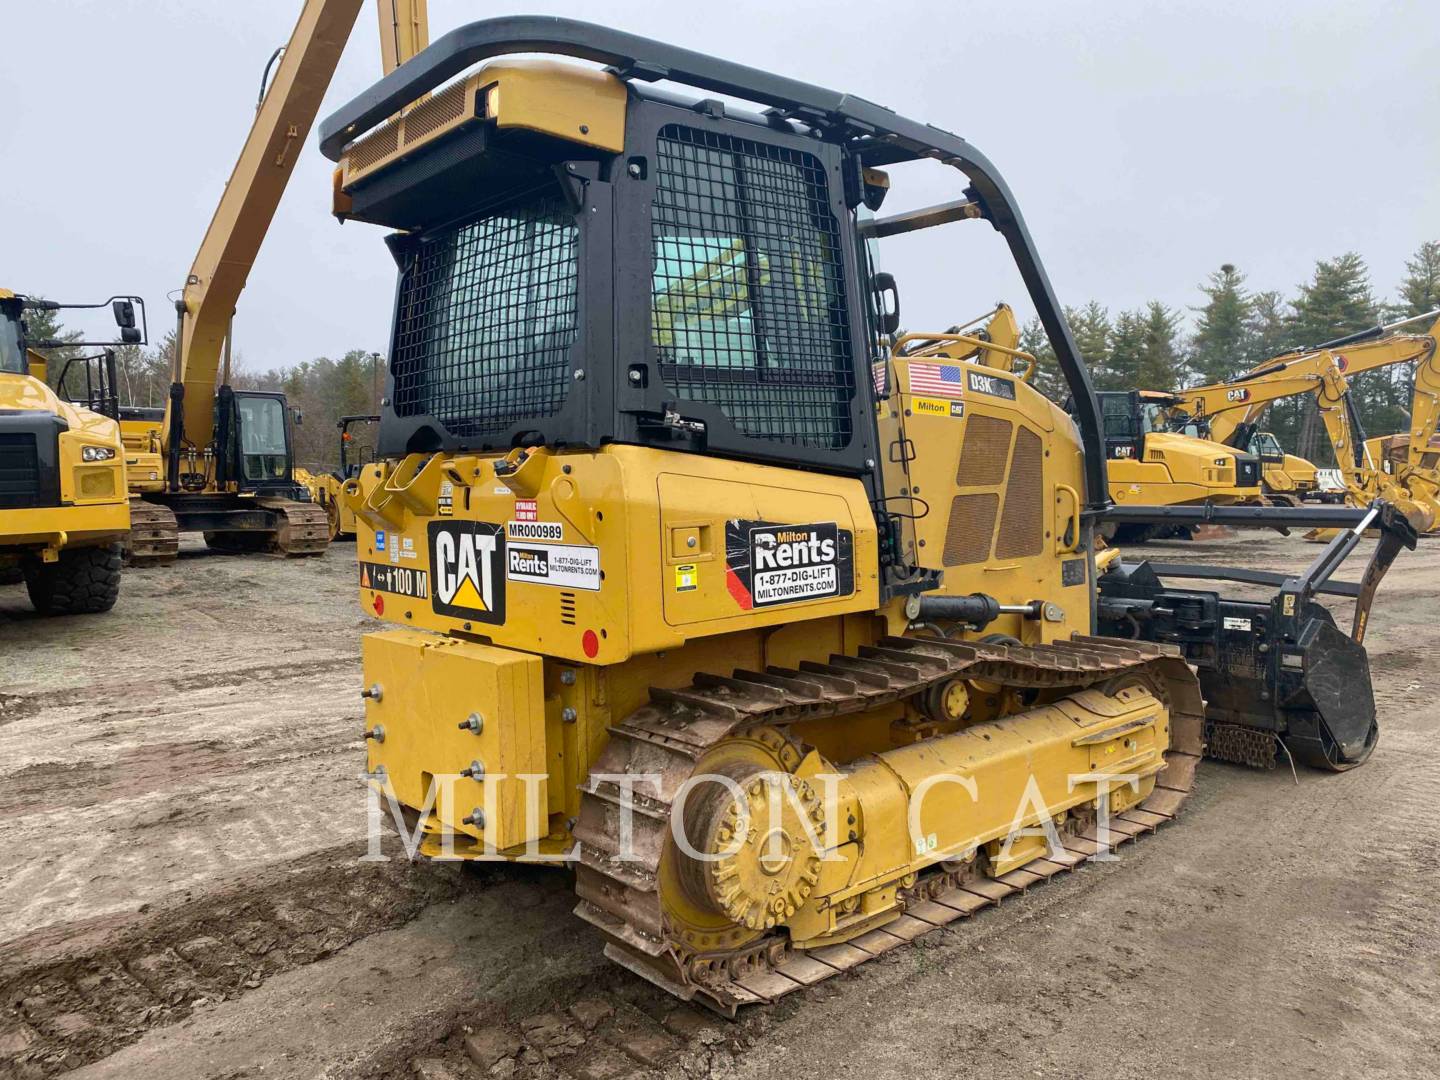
xmin=0 ymin=658 xmax=357 ymax=730
xmin=0 ymin=845 xmax=464 ymax=1078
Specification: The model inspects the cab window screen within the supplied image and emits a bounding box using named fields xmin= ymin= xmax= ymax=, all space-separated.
xmin=650 ymin=125 xmax=854 ymax=449
xmin=391 ymin=191 xmax=579 ymax=438
xmin=1101 ymin=394 xmax=1137 ymax=438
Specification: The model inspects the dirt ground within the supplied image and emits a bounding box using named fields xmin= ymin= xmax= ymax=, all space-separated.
xmin=2 ymin=530 xmax=1438 ymax=1080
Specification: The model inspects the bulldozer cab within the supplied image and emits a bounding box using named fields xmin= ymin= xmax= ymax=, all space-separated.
xmin=320 ymin=20 xmax=1114 ymax=530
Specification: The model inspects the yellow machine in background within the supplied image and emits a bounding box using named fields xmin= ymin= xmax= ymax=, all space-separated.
xmin=1089 ymin=389 xmax=1263 ymax=540
xmin=1164 ymin=311 xmax=1440 ymax=532
xmin=298 ymin=413 xmax=379 ymax=540
xmin=118 ymin=0 xmax=431 ymax=557
xmin=0 ymin=291 xmax=136 ymax=613
xmin=318 ymin=18 xmax=1405 ymax=1012
xmin=1239 ymin=429 xmax=1324 ymax=502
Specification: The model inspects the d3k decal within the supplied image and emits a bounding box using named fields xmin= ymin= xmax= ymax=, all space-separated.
xmin=428 ymin=521 xmax=506 ymax=623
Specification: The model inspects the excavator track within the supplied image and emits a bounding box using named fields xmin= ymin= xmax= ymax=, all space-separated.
xmin=202 ymin=499 xmax=330 ymax=557
xmin=258 ymin=497 xmax=331 ymax=556
xmin=574 ymin=634 xmax=1204 ymax=1016
xmin=125 ymin=500 xmax=180 ymax=565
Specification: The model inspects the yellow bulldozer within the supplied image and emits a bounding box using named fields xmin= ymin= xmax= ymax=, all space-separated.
xmin=321 ymin=18 xmax=1413 ymax=1012
xmin=0 ymin=290 xmax=145 ymax=614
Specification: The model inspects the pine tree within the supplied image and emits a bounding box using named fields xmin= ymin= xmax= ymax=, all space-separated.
xmin=1396 ymin=240 xmax=1440 ymax=319
xmin=1104 ymin=310 xmax=1145 ymax=391
xmin=1017 ymin=317 xmax=1062 ymax=402
xmin=1289 ymin=252 xmax=1378 ymax=347
xmin=1189 ymin=264 xmax=1253 ymax=385
xmin=1136 ymin=302 xmax=1183 ymax=390
xmin=1287 ymin=254 xmax=1383 ymax=461
xmin=1244 ymin=290 xmax=1305 ymax=453
xmin=14 ymin=301 xmax=81 ymax=387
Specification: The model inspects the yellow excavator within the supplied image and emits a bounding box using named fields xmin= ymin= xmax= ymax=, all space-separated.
xmin=1162 ymin=311 xmax=1440 ymax=531
xmin=320 ymin=18 xmax=1413 ymax=1013
xmin=297 ymin=413 xmax=380 ymax=540
xmin=0 ymin=291 xmax=140 ymax=613
xmin=110 ymin=1 xmax=431 ymax=557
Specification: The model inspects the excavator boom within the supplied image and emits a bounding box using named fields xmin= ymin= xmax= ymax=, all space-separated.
xmin=169 ymin=0 xmax=430 ymax=460
xmin=171 ymin=0 xmax=364 ymax=457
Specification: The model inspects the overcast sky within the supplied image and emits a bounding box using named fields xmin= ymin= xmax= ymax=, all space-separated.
xmin=3 ymin=0 xmax=1437 ymax=370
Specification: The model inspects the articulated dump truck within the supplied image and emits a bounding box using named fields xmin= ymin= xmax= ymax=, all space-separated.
xmin=320 ymin=18 xmax=1412 ymax=1013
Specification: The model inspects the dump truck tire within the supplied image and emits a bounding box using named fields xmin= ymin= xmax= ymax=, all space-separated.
xmin=25 ymin=543 xmax=122 ymax=615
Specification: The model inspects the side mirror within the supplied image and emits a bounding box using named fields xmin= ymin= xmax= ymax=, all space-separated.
xmin=291 ymin=408 xmax=304 ymax=427
xmin=113 ymin=299 xmax=136 ymax=330
xmin=873 ymin=272 xmax=901 ymax=337
xmin=121 ymin=327 xmax=141 ymax=344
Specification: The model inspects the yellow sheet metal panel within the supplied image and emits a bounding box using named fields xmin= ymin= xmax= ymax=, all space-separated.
xmin=0 ymin=501 xmax=129 ymax=549
xmin=348 ymin=444 xmax=878 ymax=664
xmin=656 ymin=471 xmax=871 ymax=630
xmin=342 ymin=60 xmax=628 ymax=190
xmin=484 ymin=60 xmax=627 ymax=153
xmin=362 ymin=628 xmax=547 ymax=852
xmin=878 ymin=356 xmax=1089 ymax=645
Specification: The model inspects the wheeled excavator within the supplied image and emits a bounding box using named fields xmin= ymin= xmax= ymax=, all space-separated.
xmin=0 ymin=291 xmax=142 ymax=612
xmin=1160 ymin=311 xmax=1440 ymax=532
xmin=319 ymin=18 xmax=1413 ymax=1012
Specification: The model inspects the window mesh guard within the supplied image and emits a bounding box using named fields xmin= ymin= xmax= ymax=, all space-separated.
xmin=651 ymin=126 xmax=854 ymax=449
xmin=391 ymin=192 xmax=579 ymax=439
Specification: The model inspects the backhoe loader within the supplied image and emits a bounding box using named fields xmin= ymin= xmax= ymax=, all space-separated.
xmin=322 ymin=18 xmax=1410 ymax=1012
xmin=0 ymin=291 xmax=140 ymax=613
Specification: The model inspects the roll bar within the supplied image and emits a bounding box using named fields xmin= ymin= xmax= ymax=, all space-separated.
xmin=318 ymin=16 xmax=1111 ymax=510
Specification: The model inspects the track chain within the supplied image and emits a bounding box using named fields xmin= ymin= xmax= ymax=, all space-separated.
xmin=574 ymin=633 xmax=1205 ymax=1015
xmin=124 ymin=500 xmax=180 ymax=565
xmin=255 ymin=497 xmax=330 ymax=557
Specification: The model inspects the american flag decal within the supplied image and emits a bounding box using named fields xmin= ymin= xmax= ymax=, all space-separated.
xmin=906 ymin=362 xmax=964 ymax=397
xmin=872 ymin=362 xmax=888 ymax=395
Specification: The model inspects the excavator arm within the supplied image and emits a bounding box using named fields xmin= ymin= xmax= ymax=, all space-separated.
xmin=1171 ymin=312 xmax=1440 ymax=446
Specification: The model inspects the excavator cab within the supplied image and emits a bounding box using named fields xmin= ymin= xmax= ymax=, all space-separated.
xmin=213 ymin=388 xmax=299 ymax=493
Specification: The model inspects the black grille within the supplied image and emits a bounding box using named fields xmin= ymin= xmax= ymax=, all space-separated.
xmin=650 ymin=125 xmax=854 ymax=449
xmin=391 ymin=191 xmax=579 ymax=439
xmin=0 ymin=432 xmax=41 ymax=509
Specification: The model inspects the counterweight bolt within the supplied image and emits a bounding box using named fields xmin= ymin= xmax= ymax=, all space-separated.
xmin=459 ymin=713 xmax=483 ymax=734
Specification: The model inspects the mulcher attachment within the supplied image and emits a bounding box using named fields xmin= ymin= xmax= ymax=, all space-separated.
xmin=1097 ymin=500 xmax=1416 ymax=771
